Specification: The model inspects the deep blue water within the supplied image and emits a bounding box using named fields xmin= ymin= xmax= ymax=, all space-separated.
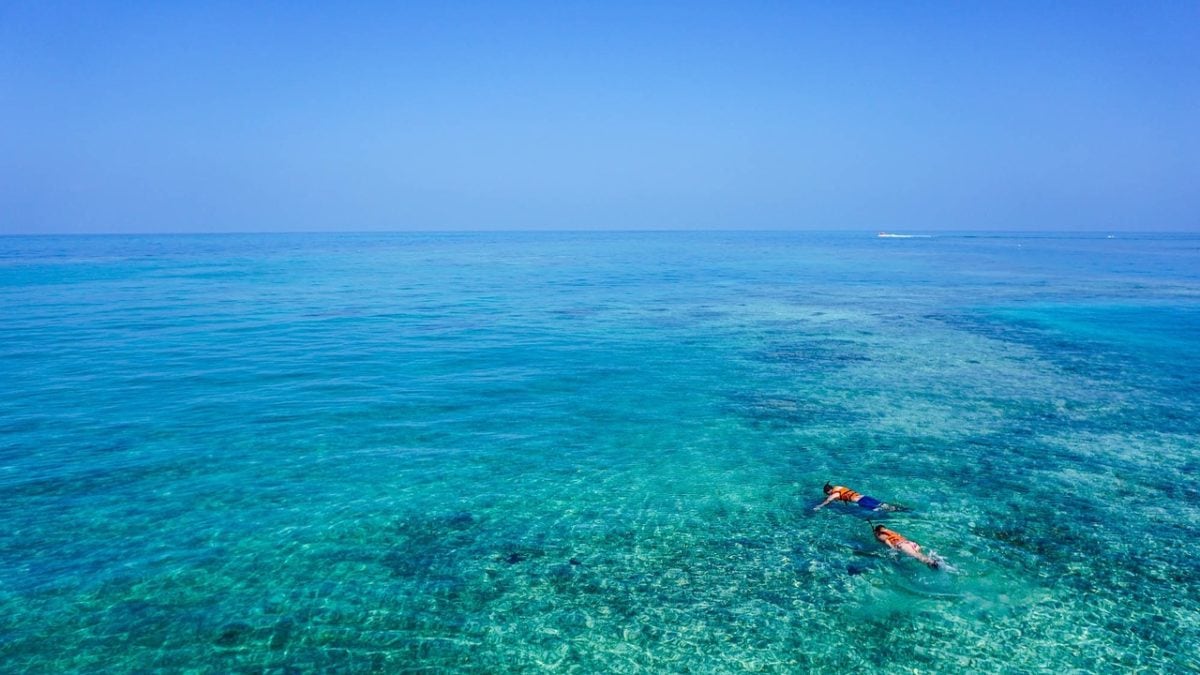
xmin=1 ymin=231 xmax=1198 ymax=671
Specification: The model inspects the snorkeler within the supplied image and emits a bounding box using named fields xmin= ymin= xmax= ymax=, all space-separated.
xmin=813 ymin=482 xmax=900 ymax=512
xmin=872 ymin=523 xmax=941 ymax=570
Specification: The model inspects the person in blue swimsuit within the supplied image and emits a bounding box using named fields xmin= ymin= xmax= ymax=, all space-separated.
xmin=812 ymin=482 xmax=900 ymax=512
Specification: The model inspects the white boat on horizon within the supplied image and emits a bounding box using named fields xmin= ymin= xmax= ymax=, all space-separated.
xmin=877 ymin=232 xmax=931 ymax=238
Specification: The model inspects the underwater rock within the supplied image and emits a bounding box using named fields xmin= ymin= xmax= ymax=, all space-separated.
xmin=269 ymin=618 xmax=294 ymax=651
xmin=444 ymin=512 xmax=475 ymax=529
xmin=214 ymin=622 xmax=253 ymax=647
xmin=548 ymin=564 xmax=577 ymax=582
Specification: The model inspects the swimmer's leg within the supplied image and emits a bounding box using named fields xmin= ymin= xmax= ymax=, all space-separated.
xmin=898 ymin=541 xmax=938 ymax=569
xmin=926 ymin=553 xmax=954 ymax=572
xmin=857 ymin=496 xmax=883 ymax=510
xmin=859 ymin=496 xmax=908 ymax=512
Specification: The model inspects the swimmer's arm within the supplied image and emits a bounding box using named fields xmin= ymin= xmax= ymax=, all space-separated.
xmin=812 ymin=493 xmax=839 ymax=510
xmin=907 ymin=546 xmax=939 ymax=568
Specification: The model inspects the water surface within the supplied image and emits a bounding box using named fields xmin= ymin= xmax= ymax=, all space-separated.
xmin=1 ymin=231 xmax=1198 ymax=671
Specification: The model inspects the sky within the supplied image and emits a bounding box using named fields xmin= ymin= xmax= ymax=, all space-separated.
xmin=1 ymin=1 xmax=1197 ymax=233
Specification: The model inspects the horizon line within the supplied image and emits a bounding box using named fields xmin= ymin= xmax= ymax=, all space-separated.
xmin=3 ymin=228 xmax=1198 ymax=237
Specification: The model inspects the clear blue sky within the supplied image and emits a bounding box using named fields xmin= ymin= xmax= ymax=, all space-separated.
xmin=2 ymin=1 xmax=1197 ymax=233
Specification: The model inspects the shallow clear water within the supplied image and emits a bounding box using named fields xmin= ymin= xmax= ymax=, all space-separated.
xmin=1 ymin=231 xmax=1198 ymax=671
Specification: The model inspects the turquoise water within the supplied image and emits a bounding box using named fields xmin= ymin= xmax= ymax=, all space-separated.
xmin=1 ymin=231 xmax=1198 ymax=672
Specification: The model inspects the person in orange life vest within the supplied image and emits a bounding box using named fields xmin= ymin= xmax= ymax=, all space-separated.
xmin=813 ymin=482 xmax=899 ymax=512
xmin=873 ymin=524 xmax=940 ymax=569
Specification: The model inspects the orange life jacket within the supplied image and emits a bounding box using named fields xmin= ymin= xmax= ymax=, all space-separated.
xmin=875 ymin=526 xmax=908 ymax=548
xmin=832 ymin=486 xmax=861 ymax=502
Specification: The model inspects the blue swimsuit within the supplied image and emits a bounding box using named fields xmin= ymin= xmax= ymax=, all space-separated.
xmin=857 ymin=495 xmax=883 ymax=510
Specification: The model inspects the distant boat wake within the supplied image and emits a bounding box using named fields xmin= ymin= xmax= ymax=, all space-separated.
xmin=877 ymin=232 xmax=932 ymax=238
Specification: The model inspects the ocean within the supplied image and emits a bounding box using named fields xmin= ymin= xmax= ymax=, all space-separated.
xmin=1 ymin=231 xmax=1198 ymax=671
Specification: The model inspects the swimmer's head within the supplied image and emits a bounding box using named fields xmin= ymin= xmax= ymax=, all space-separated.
xmin=823 ymin=482 xmax=834 ymax=494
